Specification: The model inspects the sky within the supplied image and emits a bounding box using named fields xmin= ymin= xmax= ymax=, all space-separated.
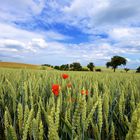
xmin=0 ymin=0 xmax=140 ymax=68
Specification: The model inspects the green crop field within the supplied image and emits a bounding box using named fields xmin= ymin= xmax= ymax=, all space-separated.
xmin=0 ymin=68 xmax=140 ymax=140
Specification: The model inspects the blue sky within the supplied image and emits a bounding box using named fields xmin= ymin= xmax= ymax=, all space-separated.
xmin=0 ymin=0 xmax=140 ymax=68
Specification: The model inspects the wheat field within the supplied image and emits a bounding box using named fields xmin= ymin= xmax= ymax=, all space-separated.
xmin=0 ymin=68 xmax=140 ymax=140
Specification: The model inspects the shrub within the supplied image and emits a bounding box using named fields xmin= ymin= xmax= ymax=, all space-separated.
xmin=87 ymin=62 xmax=95 ymax=71
xmin=41 ymin=66 xmax=47 ymax=70
xmin=136 ymin=66 xmax=140 ymax=73
xmin=54 ymin=66 xmax=60 ymax=70
xmin=70 ymin=62 xmax=82 ymax=71
xmin=95 ymin=68 xmax=102 ymax=72
xmin=124 ymin=68 xmax=130 ymax=73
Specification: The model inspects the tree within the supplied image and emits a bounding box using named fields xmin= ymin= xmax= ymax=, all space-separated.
xmin=54 ymin=66 xmax=60 ymax=70
xmin=70 ymin=62 xmax=82 ymax=71
xmin=136 ymin=66 xmax=140 ymax=73
xmin=60 ymin=64 xmax=69 ymax=71
xmin=106 ymin=56 xmax=127 ymax=72
xmin=41 ymin=64 xmax=53 ymax=67
xmin=106 ymin=62 xmax=112 ymax=68
xmin=124 ymin=68 xmax=130 ymax=73
xmin=87 ymin=62 xmax=95 ymax=71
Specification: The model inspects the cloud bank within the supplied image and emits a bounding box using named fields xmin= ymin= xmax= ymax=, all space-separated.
xmin=0 ymin=0 xmax=140 ymax=68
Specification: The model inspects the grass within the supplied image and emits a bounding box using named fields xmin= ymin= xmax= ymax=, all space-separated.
xmin=84 ymin=66 xmax=136 ymax=73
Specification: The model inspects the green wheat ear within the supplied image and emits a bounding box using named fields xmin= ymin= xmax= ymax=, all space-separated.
xmin=4 ymin=107 xmax=13 ymax=138
xmin=23 ymin=105 xmax=29 ymax=127
xmin=111 ymin=122 xmax=115 ymax=140
xmin=119 ymin=89 xmax=125 ymax=121
xmin=84 ymin=100 xmax=98 ymax=131
xmin=103 ymin=90 xmax=109 ymax=119
xmin=17 ymin=103 xmax=23 ymax=135
xmin=7 ymin=125 xmax=18 ymax=140
xmin=36 ymin=106 xmax=41 ymax=125
xmin=81 ymin=97 xmax=86 ymax=128
xmin=32 ymin=118 xmax=38 ymax=140
xmin=133 ymin=119 xmax=140 ymax=140
xmin=55 ymin=97 xmax=60 ymax=132
xmin=48 ymin=105 xmax=59 ymax=140
xmin=22 ymin=109 xmax=34 ymax=140
xmin=4 ymin=110 xmax=9 ymax=138
xmin=72 ymin=98 xmax=83 ymax=137
xmin=98 ymin=96 xmax=103 ymax=133
xmin=23 ymin=81 xmax=28 ymax=104
xmin=5 ymin=107 xmax=12 ymax=125
xmin=126 ymin=103 xmax=140 ymax=140
xmin=39 ymin=120 xmax=44 ymax=140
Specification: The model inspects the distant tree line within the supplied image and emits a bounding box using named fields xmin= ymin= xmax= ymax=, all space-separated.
xmin=54 ymin=62 xmax=89 ymax=71
xmin=42 ymin=55 xmax=140 ymax=73
xmin=42 ymin=62 xmax=96 ymax=71
xmin=42 ymin=64 xmax=53 ymax=68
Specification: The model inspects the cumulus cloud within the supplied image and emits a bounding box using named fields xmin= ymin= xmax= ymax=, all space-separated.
xmin=0 ymin=23 xmax=47 ymax=60
xmin=110 ymin=27 xmax=140 ymax=40
xmin=0 ymin=23 xmax=43 ymax=40
xmin=0 ymin=23 xmax=72 ymax=52
xmin=61 ymin=0 xmax=140 ymax=28
xmin=109 ymin=27 xmax=140 ymax=54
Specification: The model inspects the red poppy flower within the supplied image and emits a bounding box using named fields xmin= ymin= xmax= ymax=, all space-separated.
xmin=52 ymin=84 xmax=60 ymax=96
xmin=62 ymin=74 xmax=69 ymax=79
xmin=81 ymin=90 xmax=89 ymax=95
xmin=81 ymin=90 xmax=85 ymax=95
xmin=85 ymin=90 xmax=88 ymax=95
xmin=67 ymin=83 xmax=72 ymax=88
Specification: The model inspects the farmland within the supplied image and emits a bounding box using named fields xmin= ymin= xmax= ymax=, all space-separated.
xmin=0 ymin=68 xmax=140 ymax=140
xmin=0 ymin=62 xmax=40 ymax=69
xmin=0 ymin=62 xmax=53 ymax=70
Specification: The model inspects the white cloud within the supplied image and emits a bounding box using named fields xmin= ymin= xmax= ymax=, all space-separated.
xmin=0 ymin=23 xmax=71 ymax=51
xmin=109 ymin=27 xmax=140 ymax=54
xmin=0 ymin=23 xmax=73 ymax=62
xmin=0 ymin=23 xmax=43 ymax=40
xmin=0 ymin=39 xmax=37 ymax=53
xmin=111 ymin=28 xmax=132 ymax=39
xmin=44 ymin=31 xmax=72 ymax=41
xmin=0 ymin=39 xmax=25 ymax=47
xmin=63 ymin=0 xmax=109 ymax=17
xmin=31 ymin=38 xmax=48 ymax=48
xmin=56 ymin=0 xmax=140 ymax=33
xmin=0 ymin=23 xmax=47 ymax=54
xmin=110 ymin=27 xmax=140 ymax=40
xmin=0 ymin=0 xmax=45 ymax=21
